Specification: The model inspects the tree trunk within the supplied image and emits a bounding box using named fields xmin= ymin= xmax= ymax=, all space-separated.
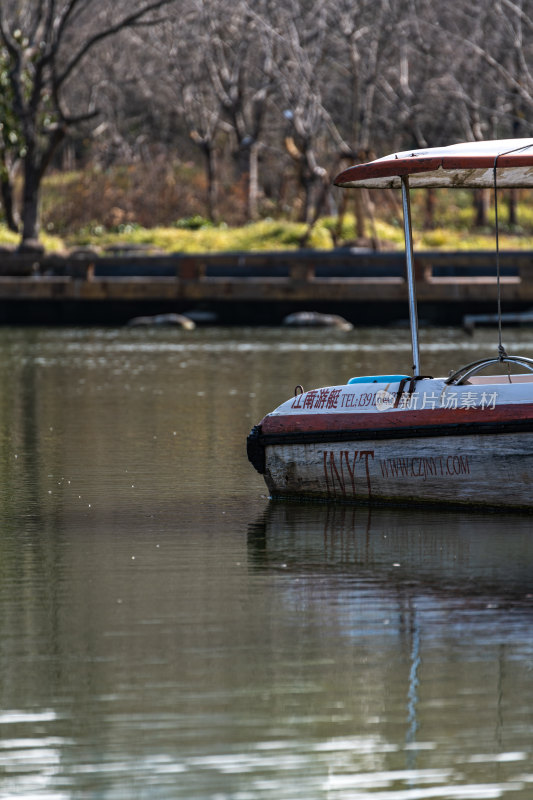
xmin=247 ymin=141 xmax=259 ymax=221
xmin=20 ymin=161 xmax=42 ymax=248
xmin=424 ymin=188 xmax=436 ymax=230
xmin=19 ymin=128 xmax=64 ymax=249
xmin=300 ymin=161 xmax=320 ymax=225
xmin=0 ymin=170 xmax=19 ymax=233
xmin=474 ymin=189 xmax=489 ymax=228
xmin=333 ymin=191 xmax=348 ymax=246
xmin=234 ymin=139 xmax=260 ymax=222
xmin=203 ymin=141 xmax=218 ymax=222
xmin=354 ymin=189 xmax=366 ymax=239
xmin=299 ymin=173 xmax=330 ymax=248
xmin=508 ymin=189 xmax=518 ymax=227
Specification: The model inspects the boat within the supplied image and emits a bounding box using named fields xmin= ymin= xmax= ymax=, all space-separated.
xmin=247 ymin=139 xmax=533 ymax=510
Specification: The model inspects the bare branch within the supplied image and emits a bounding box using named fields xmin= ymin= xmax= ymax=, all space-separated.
xmin=499 ymin=0 xmax=533 ymax=34
xmin=56 ymin=0 xmax=176 ymax=88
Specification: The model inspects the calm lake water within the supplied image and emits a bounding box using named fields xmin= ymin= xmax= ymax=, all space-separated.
xmin=0 ymin=324 xmax=532 ymax=800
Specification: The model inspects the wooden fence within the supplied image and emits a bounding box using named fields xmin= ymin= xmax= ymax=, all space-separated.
xmin=0 ymin=248 xmax=532 ymax=323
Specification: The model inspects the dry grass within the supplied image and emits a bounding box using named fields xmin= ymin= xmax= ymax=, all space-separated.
xmin=2 ymin=162 xmax=533 ymax=253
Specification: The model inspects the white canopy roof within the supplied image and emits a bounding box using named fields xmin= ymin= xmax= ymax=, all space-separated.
xmin=334 ymin=138 xmax=533 ymax=189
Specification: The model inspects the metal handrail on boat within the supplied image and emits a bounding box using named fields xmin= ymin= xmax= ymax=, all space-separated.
xmin=445 ymin=355 xmax=533 ymax=385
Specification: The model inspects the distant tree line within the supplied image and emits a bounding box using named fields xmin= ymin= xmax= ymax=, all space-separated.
xmin=2 ymin=0 xmax=533 ymax=248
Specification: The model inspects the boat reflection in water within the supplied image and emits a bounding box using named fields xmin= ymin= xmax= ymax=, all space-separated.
xmin=248 ymin=501 xmax=533 ymax=598
xmin=247 ymin=501 xmax=533 ymax=796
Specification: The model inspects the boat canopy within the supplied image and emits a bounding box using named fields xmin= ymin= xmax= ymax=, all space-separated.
xmin=334 ymin=138 xmax=533 ymax=189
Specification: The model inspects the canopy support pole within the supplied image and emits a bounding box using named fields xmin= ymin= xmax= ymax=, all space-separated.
xmin=401 ymin=176 xmax=421 ymax=376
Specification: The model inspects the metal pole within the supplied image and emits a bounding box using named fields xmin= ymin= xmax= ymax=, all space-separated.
xmin=401 ymin=176 xmax=421 ymax=376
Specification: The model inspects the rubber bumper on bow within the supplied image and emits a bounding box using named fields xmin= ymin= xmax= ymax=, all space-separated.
xmin=247 ymin=425 xmax=265 ymax=474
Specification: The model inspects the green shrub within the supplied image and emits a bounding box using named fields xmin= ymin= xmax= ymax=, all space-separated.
xmin=174 ymin=215 xmax=215 ymax=230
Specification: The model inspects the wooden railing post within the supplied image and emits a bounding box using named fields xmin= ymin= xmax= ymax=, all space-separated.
xmin=518 ymin=255 xmax=533 ymax=286
xmin=178 ymin=257 xmax=206 ymax=280
xmin=414 ymin=255 xmax=432 ymax=282
xmin=289 ymin=260 xmax=315 ymax=283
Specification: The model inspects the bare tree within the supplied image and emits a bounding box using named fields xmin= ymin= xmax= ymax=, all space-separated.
xmin=193 ymin=0 xmax=280 ymax=221
xmin=0 ymin=0 xmax=176 ymax=249
xmin=3 ymin=0 xmax=533 ymax=242
xmin=177 ymin=60 xmax=229 ymax=222
xmin=0 ymin=44 xmax=21 ymax=231
xmin=270 ymin=0 xmax=340 ymax=229
xmin=144 ymin=8 xmax=234 ymax=222
xmin=419 ymin=0 xmax=533 ymax=226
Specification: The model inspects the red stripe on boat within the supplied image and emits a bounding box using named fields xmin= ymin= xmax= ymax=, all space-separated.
xmin=261 ymin=403 xmax=533 ymax=434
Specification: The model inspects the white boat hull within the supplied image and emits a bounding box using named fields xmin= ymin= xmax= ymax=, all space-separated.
xmin=249 ymin=377 xmax=533 ymax=510
xmin=263 ymin=432 xmax=533 ymax=509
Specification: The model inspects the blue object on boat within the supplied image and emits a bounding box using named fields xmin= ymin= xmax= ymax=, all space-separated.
xmin=347 ymin=374 xmax=410 ymax=384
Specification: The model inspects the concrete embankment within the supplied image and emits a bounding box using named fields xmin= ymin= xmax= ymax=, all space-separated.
xmin=0 ymin=248 xmax=531 ymax=325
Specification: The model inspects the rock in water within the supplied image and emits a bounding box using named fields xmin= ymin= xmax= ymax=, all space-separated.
xmin=127 ymin=313 xmax=196 ymax=329
xmin=282 ymin=311 xmax=353 ymax=331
